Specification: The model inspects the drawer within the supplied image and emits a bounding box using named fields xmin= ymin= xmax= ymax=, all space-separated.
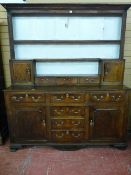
xmin=50 ymin=107 xmax=85 ymax=117
xmin=56 ymin=77 xmax=77 ymax=85
xmin=9 ymin=93 xmax=45 ymax=103
xmin=109 ymin=92 xmax=125 ymax=102
xmin=51 ymin=131 xmax=85 ymax=143
xmin=35 ymin=77 xmax=56 ymax=86
xmin=90 ymin=92 xmax=125 ymax=103
xmin=51 ymin=119 xmax=85 ymax=129
xmin=50 ymin=93 xmax=85 ymax=103
xmin=79 ymin=76 xmax=100 ymax=85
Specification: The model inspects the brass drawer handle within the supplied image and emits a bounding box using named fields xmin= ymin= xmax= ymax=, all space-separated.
xmin=55 ymin=121 xmax=64 ymax=126
xmin=72 ymin=121 xmax=81 ymax=126
xmin=40 ymin=78 xmax=48 ymax=81
xmin=111 ymin=95 xmax=122 ymax=101
xmin=54 ymin=109 xmax=64 ymax=114
xmin=55 ymin=96 xmax=64 ymax=101
xmin=11 ymin=96 xmax=23 ymax=102
xmin=72 ymin=110 xmax=81 ymax=114
xmin=64 ymin=78 xmax=71 ymax=81
xmin=93 ymin=95 xmax=100 ymax=101
xmin=72 ymin=133 xmax=81 ymax=138
xmin=70 ymin=96 xmax=81 ymax=101
xmin=70 ymin=109 xmax=81 ymax=113
xmin=56 ymin=133 xmax=64 ymax=138
xmin=93 ymin=95 xmax=104 ymax=101
xmin=32 ymin=96 xmax=41 ymax=102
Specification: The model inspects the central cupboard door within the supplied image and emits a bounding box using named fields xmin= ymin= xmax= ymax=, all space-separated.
xmin=89 ymin=106 xmax=125 ymax=141
xmin=11 ymin=105 xmax=47 ymax=141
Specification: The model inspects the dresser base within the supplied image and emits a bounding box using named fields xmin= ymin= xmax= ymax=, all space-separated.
xmin=9 ymin=142 xmax=128 ymax=152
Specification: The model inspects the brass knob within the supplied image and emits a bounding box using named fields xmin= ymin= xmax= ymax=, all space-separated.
xmin=66 ymin=93 xmax=69 ymax=98
xmin=66 ymin=130 xmax=69 ymax=135
xmin=90 ymin=120 xmax=94 ymax=127
xmin=42 ymin=120 xmax=46 ymax=127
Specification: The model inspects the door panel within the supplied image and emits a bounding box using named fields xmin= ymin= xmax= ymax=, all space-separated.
xmin=89 ymin=107 xmax=124 ymax=140
xmin=102 ymin=60 xmax=124 ymax=85
xmin=11 ymin=106 xmax=46 ymax=140
xmin=10 ymin=60 xmax=34 ymax=85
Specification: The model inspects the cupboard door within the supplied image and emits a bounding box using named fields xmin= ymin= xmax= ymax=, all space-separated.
xmin=10 ymin=60 xmax=34 ymax=85
xmin=10 ymin=106 xmax=46 ymax=141
xmin=101 ymin=60 xmax=124 ymax=85
xmin=89 ymin=107 xmax=125 ymax=140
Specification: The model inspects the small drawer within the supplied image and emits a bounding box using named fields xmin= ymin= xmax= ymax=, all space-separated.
xmin=35 ymin=77 xmax=56 ymax=86
xmin=51 ymin=119 xmax=85 ymax=129
xmin=90 ymin=93 xmax=107 ymax=102
xmin=79 ymin=76 xmax=100 ymax=85
xmin=51 ymin=131 xmax=85 ymax=143
xmin=10 ymin=93 xmax=45 ymax=103
xmin=56 ymin=77 xmax=77 ymax=85
xmin=109 ymin=92 xmax=125 ymax=102
xmin=50 ymin=93 xmax=85 ymax=103
xmin=90 ymin=92 xmax=125 ymax=103
xmin=50 ymin=107 xmax=85 ymax=117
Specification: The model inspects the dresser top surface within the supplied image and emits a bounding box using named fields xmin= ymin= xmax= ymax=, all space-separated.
xmin=4 ymin=85 xmax=130 ymax=92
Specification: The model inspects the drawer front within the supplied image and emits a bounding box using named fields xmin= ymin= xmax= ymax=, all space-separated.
xmin=56 ymin=77 xmax=77 ymax=85
xmin=50 ymin=107 xmax=85 ymax=117
xmin=90 ymin=92 xmax=125 ymax=103
xmin=109 ymin=92 xmax=125 ymax=102
xmin=35 ymin=77 xmax=77 ymax=86
xmin=51 ymin=131 xmax=85 ymax=143
xmin=9 ymin=93 xmax=45 ymax=103
xmin=51 ymin=119 xmax=85 ymax=129
xmin=79 ymin=76 xmax=100 ymax=85
xmin=35 ymin=77 xmax=56 ymax=86
xmin=50 ymin=93 xmax=85 ymax=103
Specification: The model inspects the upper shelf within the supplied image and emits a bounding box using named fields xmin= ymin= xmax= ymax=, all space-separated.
xmin=12 ymin=16 xmax=122 ymax=41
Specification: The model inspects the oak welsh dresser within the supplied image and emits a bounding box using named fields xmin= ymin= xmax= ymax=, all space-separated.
xmin=1 ymin=3 xmax=131 ymax=151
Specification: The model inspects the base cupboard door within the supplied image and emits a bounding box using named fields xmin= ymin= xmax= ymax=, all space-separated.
xmin=10 ymin=106 xmax=47 ymax=141
xmin=89 ymin=106 xmax=125 ymax=141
